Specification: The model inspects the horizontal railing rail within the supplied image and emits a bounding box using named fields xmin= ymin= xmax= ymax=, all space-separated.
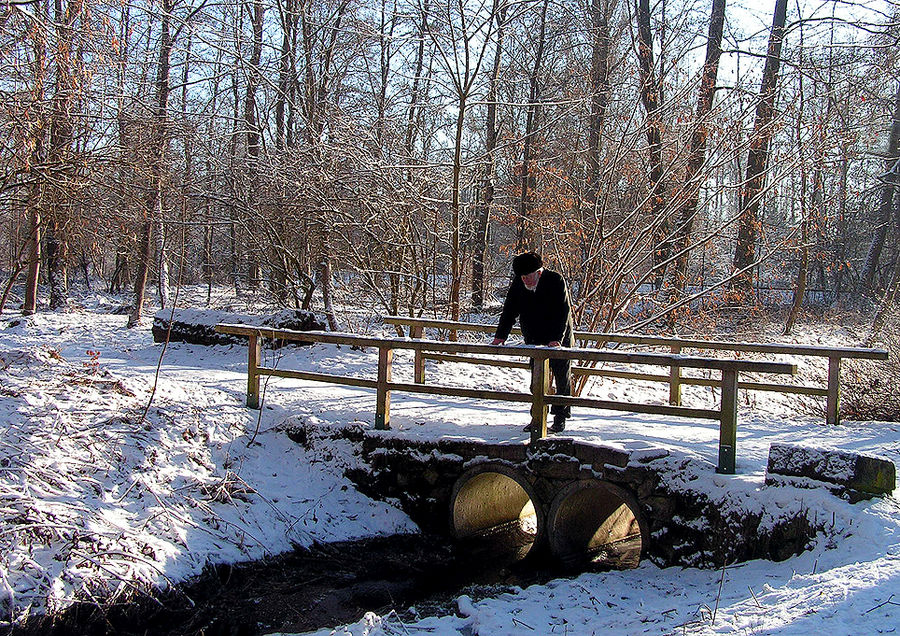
xmin=382 ymin=316 xmax=888 ymax=427
xmin=216 ymin=323 xmax=798 ymax=474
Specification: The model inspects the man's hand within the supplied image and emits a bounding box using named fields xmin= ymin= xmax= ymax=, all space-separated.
xmin=491 ymin=338 xmax=505 ymax=345
xmin=548 ymin=341 xmax=561 ymax=347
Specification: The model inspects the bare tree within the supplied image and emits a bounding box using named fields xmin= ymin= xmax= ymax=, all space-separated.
xmin=129 ymin=0 xmax=174 ymax=328
xmin=471 ymin=1 xmax=507 ymax=309
xmin=860 ymin=80 xmax=900 ymax=294
xmin=664 ymin=0 xmax=726 ymax=295
xmin=425 ymin=0 xmax=499 ymax=324
xmin=634 ymin=0 xmax=668 ymax=286
xmin=732 ymin=0 xmax=788 ymax=297
xmin=586 ymin=0 xmax=616 ymax=204
xmin=516 ymin=0 xmax=549 ymax=250
xmin=22 ymin=2 xmax=48 ymax=315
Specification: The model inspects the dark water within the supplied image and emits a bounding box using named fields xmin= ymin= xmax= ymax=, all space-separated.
xmin=3 ymin=532 xmax=559 ymax=636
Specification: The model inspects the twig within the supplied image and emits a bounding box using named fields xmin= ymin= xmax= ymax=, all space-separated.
xmin=511 ymin=616 xmax=534 ymax=630
xmin=712 ymin=558 xmax=729 ymax=624
xmin=384 ymin=609 xmax=411 ymax=635
xmin=137 ymin=227 xmax=187 ymax=429
xmin=66 ymin=551 xmax=164 ymax=608
xmin=247 ymin=346 xmax=283 ymax=447
xmin=864 ymin=594 xmax=898 ymax=614
xmin=748 ymin=585 xmax=762 ymax=608
xmin=575 ymin=583 xmax=602 ymax=606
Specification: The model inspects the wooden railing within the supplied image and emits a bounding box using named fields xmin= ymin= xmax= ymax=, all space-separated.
xmin=383 ymin=316 xmax=889 ymax=427
xmin=215 ymin=323 xmax=798 ymax=474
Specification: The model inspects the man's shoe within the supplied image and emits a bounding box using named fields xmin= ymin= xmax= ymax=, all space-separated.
xmin=550 ymin=415 xmax=566 ymax=433
xmin=523 ymin=422 xmax=535 ymax=432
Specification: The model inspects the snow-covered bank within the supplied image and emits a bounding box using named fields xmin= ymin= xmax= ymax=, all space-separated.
xmin=1 ymin=297 xmax=898 ymax=634
xmin=0 ymin=307 xmax=415 ymax=625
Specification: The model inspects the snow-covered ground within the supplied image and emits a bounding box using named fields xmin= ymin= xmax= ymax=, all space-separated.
xmin=1 ymin=292 xmax=898 ymax=635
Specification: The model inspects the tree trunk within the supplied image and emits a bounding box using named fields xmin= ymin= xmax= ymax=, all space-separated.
xmin=784 ymin=169 xmax=812 ymax=336
xmin=276 ymin=0 xmax=296 ymax=150
xmin=450 ymin=93 xmax=466 ymax=324
xmin=516 ymin=0 xmax=549 ymax=250
xmin=635 ymin=0 xmax=669 ymax=286
xmin=405 ymin=0 xmax=429 ymax=161
xmin=45 ymin=0 xmax=83 ymax=311
xmin=129 ymin=219 xmax=153 ymax=328
xmin=46 ymin=221 xmax=68 ymax=310
xmin=129 ymin=0 xmax=172 ymax=328
xmin=732 ymin=0 xmax=788 ymax=296
xmin=374 ymin=0 xmax=396 ymax=152
xmin=860 ymin=80 xmax=900 ymax=294
xmin=23 ymin=0 xmax=47 ymax=316
xmin=587 ymin=0 xmax=615 ymax=203
xmin=23 ymin=203 xmax=41 ymax=315
xmin=666 ymin=0 xmax=726 ymax=293
xmin=244 ymin=0 xmax=264 ymax=290
xmin=155 ymin=203 xmax=170 ymax=308
xmin=319 ymin=225 xmax=339 ymax=331
xmin=866 ymin=247 xmax=900 ymax=346
xmin=472 ymin=4 xmax=507 ymax=310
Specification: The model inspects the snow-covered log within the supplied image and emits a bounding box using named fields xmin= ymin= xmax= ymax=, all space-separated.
xmin=152 ymin=308 xmax=326 ymax=346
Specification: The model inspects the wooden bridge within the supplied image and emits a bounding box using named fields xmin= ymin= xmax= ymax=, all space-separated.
xmin=215 ymin=319 xmax=886 ymax=474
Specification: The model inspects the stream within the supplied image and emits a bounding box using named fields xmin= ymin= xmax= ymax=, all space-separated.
xmin=6 ymin=531 xmax=573 ymax=636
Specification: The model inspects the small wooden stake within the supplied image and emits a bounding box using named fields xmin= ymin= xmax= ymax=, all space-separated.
xmin=411 ymin=325 xmax=425 ymax=384
xmin=718 ymin=369 xmax=738 ymax=474
xmin=530 ymin=355 xmax=550 ymax=443
xmin=669 ymin=344 xmax=682 ymax=405
xmin=247 ymin=333 xmax=261 ymax=409
xmin=375 ymin=346 xmax=393 ymax=429
xmin=826 ymin=355 xmax=841 ymax=426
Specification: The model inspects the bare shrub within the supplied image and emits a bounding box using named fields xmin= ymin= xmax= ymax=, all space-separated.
xmin=841 ymin=313 xmax=900 ymax=422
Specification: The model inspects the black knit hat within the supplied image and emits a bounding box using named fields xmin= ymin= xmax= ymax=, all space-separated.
xmin=512 ymin=251 xmax=543 ymax=276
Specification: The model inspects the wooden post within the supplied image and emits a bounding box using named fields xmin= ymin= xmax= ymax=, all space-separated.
xmin=529 ymin=354 xmax=550 ymax=443
xmin=411 ymin=325 xmax=425 ymax=384
xmin=717 ymin=368 xmax=738 ymax=474
xmin=375 ymin=345 xmax=393 ymax=429
xmin=247 ymin=333 xmax=261 ymax=409
xmin=669 ymin=344 xmax=682 ymax=405
xmin=826 ymin=355 xmax=841 ymax=426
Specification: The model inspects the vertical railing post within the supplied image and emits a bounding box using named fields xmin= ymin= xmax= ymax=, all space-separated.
xmin=411 ymin=325 xmax=425 ymax=384
xmin=529 ymin=353 xmax=550 ymax=443
xmin=718 ymin=368 xmax=738 ymax=474
xmin=669 ymin=344 xmax=682 ymax=405
xmin=826 ymin=355 xmax=841 ymax=426
xmin=247 ymin=332 xmax=261 ymax=409
xmin=375 ymin=345 xmax=393 ymax=430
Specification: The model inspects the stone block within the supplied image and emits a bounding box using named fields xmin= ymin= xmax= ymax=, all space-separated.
xmin=528 ymin=437 xmax=575 ymax=458
xmin=766 ymin=443 xmax=896 ymax=496
xmin=571 ymin=442 xmax=630 ymax=468
xmin=465 ymin=443 xmax=528 ymax=463
xmin=526 ymin=455 xmax=581 ymax=479
xmin=436 ymin=439 xmax=489 ymax=459
xmin=642 ymin=495 xmax=676 ymax=521
xmin=423 ymin=468 xmax=440 ymax=485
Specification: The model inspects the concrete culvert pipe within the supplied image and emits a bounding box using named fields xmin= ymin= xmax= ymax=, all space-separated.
xmin=450 ymin=463 xmax=540 ymax=560
xmin=547 ymin=479 xmax=644 ymax=569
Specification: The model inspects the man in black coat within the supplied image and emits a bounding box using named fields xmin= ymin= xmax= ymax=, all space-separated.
xmin=492 ymin=251 xmax=574 ymax=433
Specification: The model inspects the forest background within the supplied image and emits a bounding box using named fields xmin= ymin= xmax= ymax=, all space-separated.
xmin=2 ymin=0 xmax=900 ymax=337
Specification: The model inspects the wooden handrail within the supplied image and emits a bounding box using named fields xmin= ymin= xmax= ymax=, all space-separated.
xmin=384 ymin=316 xmax=888 ymax=427
xmin=215 ymin=323 xmax=798 ymax=474
xmin=215 ymin=324 xmax=796 ymax=373
xmin=383 ymin=316 xmax=889 ymax=359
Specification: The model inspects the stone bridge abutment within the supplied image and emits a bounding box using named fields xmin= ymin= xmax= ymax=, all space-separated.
xmin=330 ymin=427 xmax=827 ymax=570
